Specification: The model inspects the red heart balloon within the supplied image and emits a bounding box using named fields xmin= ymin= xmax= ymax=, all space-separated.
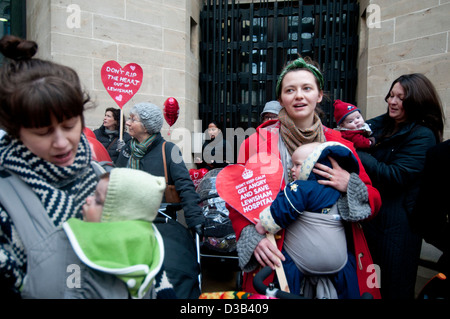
xmin=163 ymin=97 xmax=180 ymax=127
xmin=216 ymin=153 xmax=283 ymax=223
xmin=189 ymin=168 xmax=209 ymax=189
xmin=101 ymin=60 xmax=143 ymax=108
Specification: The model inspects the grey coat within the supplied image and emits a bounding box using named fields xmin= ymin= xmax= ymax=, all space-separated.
xmin=115 ymin=133 xmax=204 ymax=229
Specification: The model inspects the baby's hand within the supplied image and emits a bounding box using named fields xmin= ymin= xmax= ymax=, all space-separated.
xmin=253 ymin=218 xmax=267 ymax=235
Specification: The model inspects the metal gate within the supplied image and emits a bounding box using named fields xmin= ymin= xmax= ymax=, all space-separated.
xmin=199 ymin=0 xmax=359 ymax=134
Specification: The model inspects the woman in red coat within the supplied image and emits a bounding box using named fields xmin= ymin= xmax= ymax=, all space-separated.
xmin=229 ymin=57 xmax=382 ymax=298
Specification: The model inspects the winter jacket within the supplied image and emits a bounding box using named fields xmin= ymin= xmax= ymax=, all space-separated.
xmin=412 ymin=139 xmax=450 ymax=275
xmin=261 ymin=142 xmax=366 ymax=232
xmin=115 ymin=133 xmax=205 ymax=229
xmin=94 ymin=125 xmax=131 ymax=163
xmin=63 ymin=218 xmax=171 ymax=299
xmin=0 ymin=134 xmax=97 ymax=298
xmin=357 ymin=114 xmax=437 ymax=299
xmin=338 ymin=129 xmax=373 ymax=149
xmin=230 ymin=120 xmax=382 ymax=298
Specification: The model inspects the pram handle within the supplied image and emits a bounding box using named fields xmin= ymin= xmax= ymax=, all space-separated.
xmin=198 ymin=193 xmax=220 ymax=203
xmin=157 ymin=203 xmax=183 ymax=220
xmin=253 ymin=266 xmax=304 ymax=299
xmin=160 ymin=202 xmax=183 ymax=210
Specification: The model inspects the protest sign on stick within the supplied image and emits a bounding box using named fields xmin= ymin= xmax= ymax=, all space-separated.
xmin=101 ymin=60 xmax=143 ymax=140
xmin=216 ymin=153 xmax=289 ymax=292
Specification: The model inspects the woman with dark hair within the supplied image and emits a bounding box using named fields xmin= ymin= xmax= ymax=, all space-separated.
xmin=195 ymin=120 xmax=232 ymax=170
xmin=357 ymin=73 xmax=445 ymax=299
xmin=0 ymin=35 xmax=98 ymax=298
xmin=94 ymin=107 xmax=131 ymax=163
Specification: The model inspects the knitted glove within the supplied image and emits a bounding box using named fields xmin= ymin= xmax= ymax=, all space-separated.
xmin=337 ymin=173 xmax=371 ymax=222
xmin=116 ymin=139 xmax=125 ymax=152
xmin=236 ymin=224 xmax=265 ymax=272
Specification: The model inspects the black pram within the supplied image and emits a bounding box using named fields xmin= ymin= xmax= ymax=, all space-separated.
xmin=196 ymin=168 xmax=236 ymax=254
xmin=195 ymin=169 xmax=242 ymax=289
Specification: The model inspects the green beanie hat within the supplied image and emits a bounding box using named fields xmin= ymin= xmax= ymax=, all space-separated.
xmin=101 ymin=168 xmax=166 ymax=223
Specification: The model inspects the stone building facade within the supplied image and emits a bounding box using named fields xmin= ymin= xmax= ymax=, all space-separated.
xmin=26 ymin=0 xmax=202 ymax=145
xmin=358 ymin=0 xmax=449 ymax=138
xmin=25 ymin=0 xmax=449 ymax=148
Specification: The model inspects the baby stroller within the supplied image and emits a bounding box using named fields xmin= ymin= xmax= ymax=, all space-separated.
xmin=195 ymin=168 xmax=242 ymax=289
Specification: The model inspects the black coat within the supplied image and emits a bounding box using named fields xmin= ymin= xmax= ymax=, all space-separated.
xmin=197 ymin=136 xmax=233 ymax=170
xmin=411 ymin=139 xmax=450 ymax=275
xmin=115 ymin=133 xmax=204 ymax=229
xmin=94 ymin=125 xmax=131 ymax=163
xmin=357 ymin=114 xmax=437 ymax=299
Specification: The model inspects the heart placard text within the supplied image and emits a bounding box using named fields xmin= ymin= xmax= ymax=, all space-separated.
xmin=101 ymin=60 xmax=143 ymax=108
xmin=216 ymin=153 xmax=283 ymax=223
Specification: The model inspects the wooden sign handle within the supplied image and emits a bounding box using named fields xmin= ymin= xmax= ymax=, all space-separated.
xmin=266 ymin=232 xmax=290 ymax=293
xmin=119 ymin=108 xmax=124 ymax=141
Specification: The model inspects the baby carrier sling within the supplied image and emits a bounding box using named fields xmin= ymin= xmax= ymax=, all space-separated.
xmin=0 ymin=167 xmax=133 ymax=299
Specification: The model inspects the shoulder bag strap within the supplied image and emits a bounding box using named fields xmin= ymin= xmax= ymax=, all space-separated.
xmin=0 ymin=168 xmax=54 ymax=248
xmin=106 ymin=137 xmax=119 ymax=151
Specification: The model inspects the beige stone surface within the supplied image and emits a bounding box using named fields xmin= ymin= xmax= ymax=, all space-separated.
xmin=24 ymin=1 xmax=450 ymax=141
xmin=27 ymin=0 xmax=201 ymax=151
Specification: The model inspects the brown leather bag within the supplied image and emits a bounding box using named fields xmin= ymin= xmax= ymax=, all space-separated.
xmin=162 ymin=141 xmax=181 ymax=203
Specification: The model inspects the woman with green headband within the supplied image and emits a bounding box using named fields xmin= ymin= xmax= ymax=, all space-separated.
xmin=229 ymin=56 xmax=382 ymax=298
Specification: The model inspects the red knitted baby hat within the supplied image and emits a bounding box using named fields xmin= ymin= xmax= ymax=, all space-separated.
xmin=333 ymin=99 xmax=360 ymax=126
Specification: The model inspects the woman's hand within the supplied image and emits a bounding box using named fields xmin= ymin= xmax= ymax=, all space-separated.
xmin=313 ymin=156 xmax=350 ymax=193
xmin=253 ymin=236 xmax=285 ymax=270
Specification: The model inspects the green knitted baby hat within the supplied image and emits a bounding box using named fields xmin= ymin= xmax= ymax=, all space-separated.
xmin=101 ymin=168 xmax=166 ymax=223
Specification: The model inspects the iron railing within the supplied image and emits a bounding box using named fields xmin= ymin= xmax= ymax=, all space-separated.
xmin=199 ymin=0 xmax=359 ymax=134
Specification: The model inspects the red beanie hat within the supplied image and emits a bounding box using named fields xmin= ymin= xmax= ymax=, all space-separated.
xmin=333 ymin=100 xmax=360 ymax=126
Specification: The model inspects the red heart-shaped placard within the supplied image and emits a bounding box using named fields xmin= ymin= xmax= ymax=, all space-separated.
xmin=101 ymin=60 xmax=143 ymax=108
xmin=189 ymin=168 xmax=209 ymax=189
xmin=216 ymin=153 xmax=283 ymax=223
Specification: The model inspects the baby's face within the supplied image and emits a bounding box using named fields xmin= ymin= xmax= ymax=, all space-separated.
xmin=291 ymin=148 xmax=310 ymax=180
xmin=82 ymin=178 xmax=109 ymax=222
xmin=291 ymin=142 xmax=320 ymax=180
xmin=341 ymin=111 xmax=365 ymax=130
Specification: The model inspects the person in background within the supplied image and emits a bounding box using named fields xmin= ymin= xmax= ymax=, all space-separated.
xmin=333 ymin=99 xmax=374 ymax=149
xmin=260 ymin=100 xmax=282 ymax=123
xmin=195 ymin=121 xmax=232 ymax=170
xmin=412 ymin=139 xmax=450 ymax=278
xmin=94 ymin=107 xmax=131 ymax=163
xmin=115 ymin=102 xmax=204 ymax=298
xmin=116 ymin=102 xmax=204 ymax=232
xmin=357 ymin=73 xmax=445 ymax=299
xmin=0 ymin=35 xmax=98 ymax=298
